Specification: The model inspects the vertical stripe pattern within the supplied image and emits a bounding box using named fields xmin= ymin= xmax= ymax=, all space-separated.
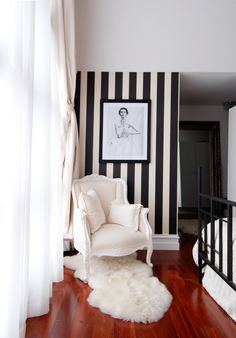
xmin=148 ymin=73 xmax=157 ymax=230
xmin=162 ymin=73 xmax=172 ymax=234
xmin=85 ymin=72 xmax=95 ymax=175
xmin=78 ymin=71 xmax=87 ymax=177
xmin=75 ymin=71 xmax=179 ymax=235
xmin=169 ymin=73 xmax=179 ymax=234
xmin=127 ymin=72 xmax=137 ymax=203
xmin=134 ymin=73 xmax=143 ymax=205
xmin=155 ymin=73 xmax=165 ymax=233
xmin=113 ymin=72 xmax=123 ymax=178
xmin=92 ymin=72 xmax=101 ymax=174
xmin=141 ymin=73 xmax=151 ymax=207
xmin=74 ymin=72 xmax=81 ymax=131
xmin=106 ymin=72 xmax=115 ymax=178
xmin=120 ymin=72 xmax=129 ymax=183
xmin=99 ymin=72 xmax=109 ymax=176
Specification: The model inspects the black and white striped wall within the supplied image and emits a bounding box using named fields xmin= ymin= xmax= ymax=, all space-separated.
xmin=75 ymin=72 xmax=179 ymax=248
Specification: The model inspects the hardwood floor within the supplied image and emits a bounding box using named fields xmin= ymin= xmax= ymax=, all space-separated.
xmin=26 ymin=234 xmax=236 ymax=338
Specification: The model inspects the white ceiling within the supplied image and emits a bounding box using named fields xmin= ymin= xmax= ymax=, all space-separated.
xmin=180 ymin=72 xmax=236 ymax=106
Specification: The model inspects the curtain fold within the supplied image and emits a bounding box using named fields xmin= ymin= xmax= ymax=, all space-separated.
xmin=0 ymin=1 xmax=66 ymax=337
xmin=51 ymin=0 xmax=80 ymax=239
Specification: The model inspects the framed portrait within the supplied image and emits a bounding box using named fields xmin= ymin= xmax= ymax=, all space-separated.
xmin=99 ymin=99 xmax=151 ymax=163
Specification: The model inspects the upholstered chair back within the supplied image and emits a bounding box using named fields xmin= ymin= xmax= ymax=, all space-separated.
xmin=72 ymin=175 xmax=127 ymax=217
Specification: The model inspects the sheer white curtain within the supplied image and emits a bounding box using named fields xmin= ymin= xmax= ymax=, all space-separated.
xmin=51 ymin=0 xmax=80 ymax=240
xmin=0 ymin=1 xmax=63 ymax=338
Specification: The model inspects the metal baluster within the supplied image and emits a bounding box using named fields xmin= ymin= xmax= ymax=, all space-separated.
xmin=204 ymin=213 xmax=208 ymax=255
xmin=210 ymin=199 xmax=215 ymax=266
xmin=218 ymin=218 xmax=223 ymax=273
xmin=198 ymin=167 xmax=203 ymax=283
xmin=227 ymin=205 xmax=233 ymax=281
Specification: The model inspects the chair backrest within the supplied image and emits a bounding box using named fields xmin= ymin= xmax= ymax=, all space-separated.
xmin=72 ymin=174 xmax=128 ymax=216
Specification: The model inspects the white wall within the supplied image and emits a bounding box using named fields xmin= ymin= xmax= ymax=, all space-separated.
xmin=180 ymin=105 xmax=228 ymax=197
xmin=75 ymin=0 xmax=236 ymax=71
xmin=228 ymin=107 xmax=236 ymax=201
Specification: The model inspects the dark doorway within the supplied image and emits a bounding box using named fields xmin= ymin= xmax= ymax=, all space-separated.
xmin=179 ymin=121 xmax=222 ymax=219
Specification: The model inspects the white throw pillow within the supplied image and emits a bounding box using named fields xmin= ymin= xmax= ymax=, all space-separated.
xmin=108 ymin=203 xmax=142 ymax=231
xmin=78 ymin=189 xmax=106 ymax=233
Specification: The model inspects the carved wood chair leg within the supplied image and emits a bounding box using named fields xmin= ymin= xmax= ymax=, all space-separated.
xmin=146 ymin=245 xmax=153 ymax=267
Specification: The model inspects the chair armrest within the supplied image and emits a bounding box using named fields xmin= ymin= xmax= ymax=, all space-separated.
xmin=73 ymin=207 xmax=91 ymax=255
xmin=139 ymin=207 xmax=152 ymax=240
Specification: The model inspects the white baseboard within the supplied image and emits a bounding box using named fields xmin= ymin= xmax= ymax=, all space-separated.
xmin=152 ymin=234 xmax=180 ymax=250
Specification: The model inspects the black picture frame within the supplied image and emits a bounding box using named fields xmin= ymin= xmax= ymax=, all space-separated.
xmin=99 ymin=99 xmax=151 ymax=163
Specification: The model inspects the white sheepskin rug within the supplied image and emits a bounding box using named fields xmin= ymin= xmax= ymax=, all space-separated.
xmin=63 ymin=254 xmax=172 ymax=323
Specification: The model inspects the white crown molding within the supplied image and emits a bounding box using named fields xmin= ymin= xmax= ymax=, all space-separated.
xmin=152 ymin=234 xmax=180 ymax=250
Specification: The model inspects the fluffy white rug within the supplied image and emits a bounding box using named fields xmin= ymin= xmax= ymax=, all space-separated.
xmin=64 ymin=254 xmax=172 ymax=323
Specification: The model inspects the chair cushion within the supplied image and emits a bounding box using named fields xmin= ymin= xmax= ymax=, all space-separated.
xmin=108 ymin=203 xmax=142 ymax=231
xmin=91 ymin=223 xmax=147 ymax=252
xmin=75 ymin=180 xmax=125 ymax=217
xmin=78 ymin=189 xmax=106 ymax=233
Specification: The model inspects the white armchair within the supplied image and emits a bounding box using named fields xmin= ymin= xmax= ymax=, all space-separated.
xmin=71 ymin=174 xmax=153 ymax=282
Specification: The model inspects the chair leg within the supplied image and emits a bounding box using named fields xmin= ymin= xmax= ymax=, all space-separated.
xmin=146 ymin=245 xmax=153 ymax=267
xmin=82 ymin=254 xmax=90 ymax=283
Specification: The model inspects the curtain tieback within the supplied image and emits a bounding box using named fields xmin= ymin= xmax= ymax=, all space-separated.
xmin=66 ymin=103 xmax=74 ymax=115
xmin=62 ymin=102 xmax=75 ymax=130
